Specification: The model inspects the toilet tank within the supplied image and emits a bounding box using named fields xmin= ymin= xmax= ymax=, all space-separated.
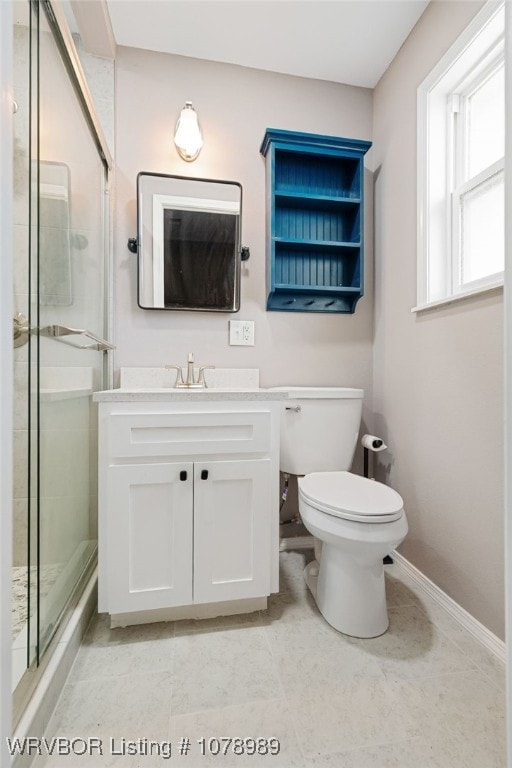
xmin=272 ymin=387 xmax=364 ymax=475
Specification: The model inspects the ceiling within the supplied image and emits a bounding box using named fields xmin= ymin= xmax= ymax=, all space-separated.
xmin=105 ymin=0 xmax=429 ymax=89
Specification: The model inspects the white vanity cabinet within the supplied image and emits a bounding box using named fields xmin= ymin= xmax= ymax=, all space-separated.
xmin=94 ymin=394 xmax=283 ymax=625
xmin=106 ymin=460 xmax=194 ymax=613
xmin=192 ymin=458 xmax=272 ymax=604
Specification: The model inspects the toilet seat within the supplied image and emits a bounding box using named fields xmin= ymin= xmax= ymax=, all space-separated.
xmin=299 ymin=471 xmax=404 ymax=524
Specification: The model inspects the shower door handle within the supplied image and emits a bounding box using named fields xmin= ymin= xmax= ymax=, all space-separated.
xmin=39 ymin=324 xmax=115 ymax=351
xmin=13 ymin=313 xmax=29 ymax=348
xmin=13 ymin=315 xmax=115 ymax=352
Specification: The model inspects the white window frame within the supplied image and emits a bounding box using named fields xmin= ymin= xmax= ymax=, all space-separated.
xmin=415 ymin=1 xmax=504 ymax=311
xmin=451 ymin=54 xmax=505 ymax=295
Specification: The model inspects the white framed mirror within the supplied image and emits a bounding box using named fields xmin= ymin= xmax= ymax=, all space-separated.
xmin=135 ymin=172 xmax=244 ymax=311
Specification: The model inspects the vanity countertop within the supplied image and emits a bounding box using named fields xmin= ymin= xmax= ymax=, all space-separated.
xmin=93 ymin=388 xmax=289 ymax=403
xmin=94 ymin=367 xmax=290 ymax=402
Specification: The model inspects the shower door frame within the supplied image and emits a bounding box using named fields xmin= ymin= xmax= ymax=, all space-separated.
xmin=42 ymin=0 xmax=114 ymax=388
xmin=41 ymin=0 xmax=114 ymax=383
xmin=8 ymin=0 xmax=114 ymax=733
xmin=1 ymin=1 xmax=14 ymax=765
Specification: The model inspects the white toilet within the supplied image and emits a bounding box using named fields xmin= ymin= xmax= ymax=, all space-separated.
xmin=277 ymin=387 xmax=408 ymax=638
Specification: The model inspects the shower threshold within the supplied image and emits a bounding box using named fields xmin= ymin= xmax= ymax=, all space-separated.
xmin=11 ymin=539 xmax=96 ymax=692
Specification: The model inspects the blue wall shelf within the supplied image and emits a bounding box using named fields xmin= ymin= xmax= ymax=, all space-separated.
xmin=260 ymin=129 xmax=371 ymax=314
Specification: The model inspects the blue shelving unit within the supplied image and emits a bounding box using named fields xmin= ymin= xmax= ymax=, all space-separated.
xmin=260 ymin=129 xmax=371 ymax=313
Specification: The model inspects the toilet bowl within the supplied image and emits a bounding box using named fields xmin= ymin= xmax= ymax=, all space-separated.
xmin=273 ymin=386 xmax=408 ymax=638
xmin=299 ymin=471 xmax=407 ymax=638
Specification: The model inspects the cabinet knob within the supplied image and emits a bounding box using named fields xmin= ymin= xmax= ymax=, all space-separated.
xmin=180 ymin=470 xmax=188 ymax=481
xmin=200 ymin=469 xmax=208 ymax=480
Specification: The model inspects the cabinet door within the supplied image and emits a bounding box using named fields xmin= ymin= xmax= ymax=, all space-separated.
xmin=107 ymin=462 xmax=193 ymax=613
xmin=193 ymin=459 xmax=272 ymax=603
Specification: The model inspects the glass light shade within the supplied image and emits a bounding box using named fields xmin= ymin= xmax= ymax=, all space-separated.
xmin=174 ymin=102 xmax=203 ymax=162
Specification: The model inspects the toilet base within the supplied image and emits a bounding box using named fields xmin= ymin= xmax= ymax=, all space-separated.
xmin=304 ymin=548 xmax=389 ymax=638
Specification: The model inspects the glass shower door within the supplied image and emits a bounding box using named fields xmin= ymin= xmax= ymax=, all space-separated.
xmin=12 ymin=0 xmax=111 ymax=707
xmin=36 ymin=6 xmax=109 ymax=655
xmin=12 ymin=0 xmax=39 ymax=692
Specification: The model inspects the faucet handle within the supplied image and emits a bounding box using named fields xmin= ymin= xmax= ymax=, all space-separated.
xmin=197 ymin=365 xmax=215 ymax=388
xmin=165 ymin=364 xmax=185 ymax=388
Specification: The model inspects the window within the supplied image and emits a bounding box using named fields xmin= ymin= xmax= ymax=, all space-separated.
xmin=416 ymin=2 xmax=504 ymax=309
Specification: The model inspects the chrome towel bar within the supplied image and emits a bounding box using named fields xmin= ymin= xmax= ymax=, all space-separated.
xmin=13 ymin=314 xmax=115 ymax=352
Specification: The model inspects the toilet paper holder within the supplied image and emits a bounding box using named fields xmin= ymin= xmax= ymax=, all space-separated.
xmin=361 ymin=435 xmax=394 ymax=566
xmin=361 ymin=434 xmax=387 ymax=479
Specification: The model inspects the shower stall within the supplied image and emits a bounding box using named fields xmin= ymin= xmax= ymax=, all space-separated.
xmin=11 ymin=0 xmax=112 ymax=724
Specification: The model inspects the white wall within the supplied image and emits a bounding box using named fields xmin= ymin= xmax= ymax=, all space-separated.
xmin=373 ymin=0 xmax=504 ymax=638
xmin=114 ymin=48 xmax=375 ymax=428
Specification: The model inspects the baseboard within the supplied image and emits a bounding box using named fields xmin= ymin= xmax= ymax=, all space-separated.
xmin=110 ymin=596 xmax=266 ymax=628
xmin=279 ymin=535 xmax=314 ymax=551
xmin=391 ymin=550 xmax=505 ymax=664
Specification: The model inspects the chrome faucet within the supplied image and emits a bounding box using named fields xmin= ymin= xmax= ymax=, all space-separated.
xmin=186 ymin=352 xmax=195 ymax=387
xmin=166 ymin=353 xmax=215 ymax=388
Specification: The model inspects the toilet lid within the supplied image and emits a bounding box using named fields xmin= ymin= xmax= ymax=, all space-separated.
xmin=299 ymin=471 xmax=404 ymax=523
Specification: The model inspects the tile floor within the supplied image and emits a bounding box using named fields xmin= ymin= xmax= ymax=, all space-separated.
xmin=12 ymin=563 xmax=65 ymax=639
xmin=35 ymin=550 xmax=506 ymax=768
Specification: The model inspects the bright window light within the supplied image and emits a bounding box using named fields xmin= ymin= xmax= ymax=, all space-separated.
xmin=466 ymin=63 xmax=504 ymax=179
xmin=416 ymin=1 xmax=504 ymax=309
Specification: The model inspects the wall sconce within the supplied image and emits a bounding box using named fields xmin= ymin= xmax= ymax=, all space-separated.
xmin=174 ymin=102 xmax=203 ymax=162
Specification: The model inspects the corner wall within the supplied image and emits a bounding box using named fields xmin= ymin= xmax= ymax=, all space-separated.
xmin=114 ymin=49 xmax=374 ymax=429
xmin=372 ymin=0 xmax=504 ymax=638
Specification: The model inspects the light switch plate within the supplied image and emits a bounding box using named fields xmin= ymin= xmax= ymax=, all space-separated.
xmin=229 ymin=320 xmax=255 ymax=346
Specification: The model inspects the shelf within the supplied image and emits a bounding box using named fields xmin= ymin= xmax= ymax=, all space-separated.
xmin=261 ymin=129 xmax=371 ymax=314
xmin=274 ymin=191 xmax=361 ymax=209
xmin=274 ymin=204 xmax=360 ymax=245
xmin=274 ymin=237 xmax=360 ymax=251
xmin=273 ymin=284 xmax=361 ymax=293
xmin=267 ymin=290 xmax=360 ymax=313
xmin=273 ymin=248 xmax=360 ymax=290
xmin=274 ymin=151 xmax=360 ymax=199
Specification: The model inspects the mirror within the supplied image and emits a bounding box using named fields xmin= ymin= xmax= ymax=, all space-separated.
xmin=40 ymin=161 xmax=72 ymax=306
xmin=136 ymin=172 xmax=243 ymax=311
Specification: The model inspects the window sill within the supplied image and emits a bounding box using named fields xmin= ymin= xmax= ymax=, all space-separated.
xmin=411 ymin=282 xmax=503 ymax=313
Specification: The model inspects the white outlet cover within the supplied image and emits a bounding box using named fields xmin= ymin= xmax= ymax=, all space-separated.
xmin=229 ymin=320 xmax=255 ymax=346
